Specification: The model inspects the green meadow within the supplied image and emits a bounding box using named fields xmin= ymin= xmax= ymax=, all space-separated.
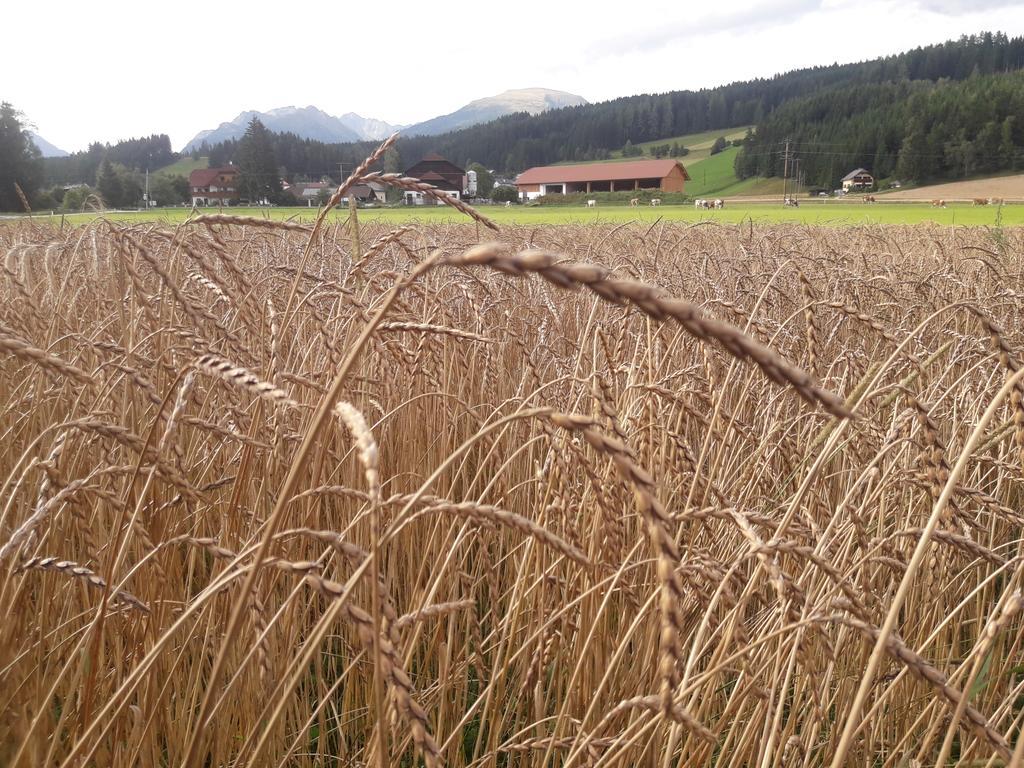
xmin=14 ymin=201 xmax=1021 ymax=228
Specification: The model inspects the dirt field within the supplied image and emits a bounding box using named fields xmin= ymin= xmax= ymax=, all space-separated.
xmin=882 ymin=174 xmax=1024 ymax=201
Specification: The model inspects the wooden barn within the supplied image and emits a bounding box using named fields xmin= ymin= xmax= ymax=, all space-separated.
xmin=515 ymin=159 xmax=690 ymax=201
xmin=403 ymin=154 xmax=467 ymax=204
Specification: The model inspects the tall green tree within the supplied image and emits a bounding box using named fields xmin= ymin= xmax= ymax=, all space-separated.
xmin=0 ymin=102 xmax=43 ymax=211
xmin=96 ymin=159 xmax=124 ymax=208
xmin=236 ymin=117 xmax=282 ymax=204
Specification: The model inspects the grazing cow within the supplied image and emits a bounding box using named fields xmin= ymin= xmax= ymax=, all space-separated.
xmin=650 ymin=198 xmax=661 ymax=206
xmin=586 ymin=199 xmax=596 ymax=208
xmin=931 ymin=199 xmax=946 ymax=208
xmin=714 ymin=199 xmax=724 ymax=209
xmin=973 ymin=198 xmax=988 ymax=206
xmin=629 ymin=198 xmax=639 ymax=207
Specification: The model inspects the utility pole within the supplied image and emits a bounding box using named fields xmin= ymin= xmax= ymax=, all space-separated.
xmin=782 ymin=139 xmax=790 ymax=204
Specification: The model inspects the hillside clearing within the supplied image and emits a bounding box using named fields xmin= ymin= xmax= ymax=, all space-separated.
xmin=153 ymin=155 xmax=209 ymax=177
xmin=555 ymin=126 xmax=750 ymax=165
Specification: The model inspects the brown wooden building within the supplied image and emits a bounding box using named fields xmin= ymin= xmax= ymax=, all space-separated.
xmin=403 ymin=154 xmax=467 ymax=203
xmin=515 ymin=159 xmax=690 ymax=200
xmin=189 ymin=167 xmax=240 ymax=206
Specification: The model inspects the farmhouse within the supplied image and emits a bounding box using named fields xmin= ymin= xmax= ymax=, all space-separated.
xmin=403 ymin=154 xmax=467 ymax=205
xmin=841 ymin=168 xmax=875 ymax=192
xmin=515 ymin=159 xmax=690 ymax=201
xmin=189 ymin=167 xmax=240 ymax=206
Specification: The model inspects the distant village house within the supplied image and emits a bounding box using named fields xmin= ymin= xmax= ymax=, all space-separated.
xmin=402 ymin=154 xmax=467 ymax=205
xmin=841 ymin=168 xmax=874 ymax=192
xmin=283 ymin=181 xmax=336 ymax=206
xmin=189 ymin=167 xmax=240 ymax=206
xmin=515 ymin=159 xmax=690 ymax=201
xmin=282 ymin=180 xmax=386 ymax=206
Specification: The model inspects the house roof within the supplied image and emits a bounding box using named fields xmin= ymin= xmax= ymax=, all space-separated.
xmin=189 ymin=167 xmax=237 ymax=187
xmin=405 ymin=154 xmax=466 ymax=176
xmin=841 ymin=168 xmax=872 ymax=181
xmin=516 ymin=159 xmax=690 ymax=186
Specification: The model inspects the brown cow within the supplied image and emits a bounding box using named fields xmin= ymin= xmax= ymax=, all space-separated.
xmin=931 ymin=199 xmax=946 ymax=208
xmin=973 ymin=198 xmax=988 ymax=206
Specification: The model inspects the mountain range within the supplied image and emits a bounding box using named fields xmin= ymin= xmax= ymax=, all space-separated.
xmin=402 ymin=88 xmax=587 ymax=137
xmin=181 ymin=88 xmax=587 ymax=152
xmin=30 ymin=132 xmax=68 ymax=158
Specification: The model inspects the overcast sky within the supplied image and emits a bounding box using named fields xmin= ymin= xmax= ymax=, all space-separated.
xmin=6 ymin=0 xmax=1024 ymax=153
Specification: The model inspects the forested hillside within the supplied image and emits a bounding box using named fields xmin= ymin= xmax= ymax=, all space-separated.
xmin=42 ymin=135 xmax=176 ymax=186
xmin=734 ymin=71 xmax=1024 ymax=186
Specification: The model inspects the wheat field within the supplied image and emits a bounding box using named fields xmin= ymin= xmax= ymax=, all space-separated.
xmin=2 ymin=178 xmax=1024 ymax=766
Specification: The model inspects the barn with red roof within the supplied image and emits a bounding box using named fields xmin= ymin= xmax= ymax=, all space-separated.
xmin=515 ymin=159 xmax=690 ymax=201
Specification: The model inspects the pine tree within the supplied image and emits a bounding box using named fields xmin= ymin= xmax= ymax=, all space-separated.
xmin=1000 ymin=116 xmax=1018 ymax=169
xmin=97 ymin=159 xmax=123 ymax=208
xmin=237 ymin=117 xmax=282 ymax=204
xmin=0 ymin=102 xmax=43 ymax=211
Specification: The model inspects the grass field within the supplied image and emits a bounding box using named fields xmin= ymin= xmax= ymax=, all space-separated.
xmin=557 ymin=126 xmax=751 ymax=165
xmin=613 ymin=126 xmax=751 ymax=162
xmin=152 ymin=155 xmax=209 ymax=177
xmin=681 ymin=146 xmax=755 ymax=197
xmin=17 ymin=199 xmax=1024 ymax=227
xmin=3 ymin=216 xmax=1024 ymax=766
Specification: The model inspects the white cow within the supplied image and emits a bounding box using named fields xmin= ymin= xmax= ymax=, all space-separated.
xmin=650 ymin=198 xmax=661 ymax=206
xmin=714 ymin=199 xmax=724 ymax=209
xmin=586 ymin=199 xmax=597 ymax=208
xmin=694 ymin=199 xmax=704 ymax=209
